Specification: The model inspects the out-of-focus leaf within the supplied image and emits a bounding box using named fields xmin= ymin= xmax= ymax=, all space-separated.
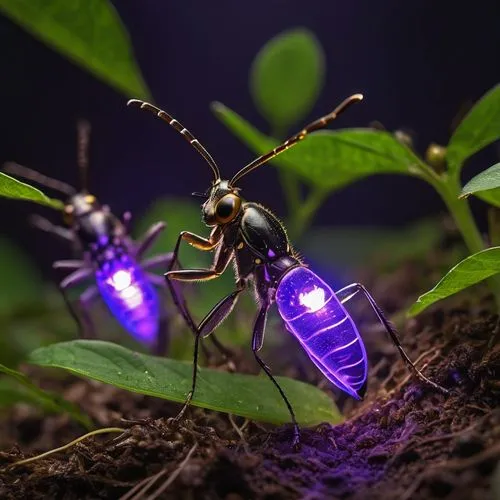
xmin=0 ymin=362 xmax=92 ymax=428
xmin=29 ymin=340 xmax=342 ymax=426
xmin=0 ymin=0 xmax=151 ymax=100
xmin=0 ymin=377 xmax=58 ymax=409
xmin=409 ymin=247 xmax=500 ymax=316
xmin=0 ymin=238 xmax=44 ymax=316
xmin=0 ymin=173 xmax=63 ymax=209
xmin=447 ymin=85 xmax=500 ymax=172
xmin=212 ymin=103 xmax=425 ymax=190
xmin=301 ymin=219 xmax=443 ymax=270
xmin=250 ymin=28 xmax=324 ymax=134
xmin=461 ymin=162 xmax=500 ymax=208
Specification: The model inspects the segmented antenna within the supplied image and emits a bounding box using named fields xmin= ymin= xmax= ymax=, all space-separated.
xmin=3 ymin=162 xmax=76 ymax=196
xmin=230 ymin=93 xmax=364 ymax=186
xmin=77 ymin=120 xmax=91 ymax=191
xmin=127 ymin=99 xmax=221 ymax=182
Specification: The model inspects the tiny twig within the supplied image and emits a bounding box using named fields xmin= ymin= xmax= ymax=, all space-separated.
xmin=146 ymin=443 xmax=198 ymax=500
xmin=121 ymin=443 xmax=198 ymax=500
xmin=8 ymin=427 xmax=125 ymax=469
xmin=228 ymin=414 xmax=250 ymax=454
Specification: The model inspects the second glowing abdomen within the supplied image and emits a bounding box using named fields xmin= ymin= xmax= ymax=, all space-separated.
xmin=96 ymin=256 xmax=160 ymax=345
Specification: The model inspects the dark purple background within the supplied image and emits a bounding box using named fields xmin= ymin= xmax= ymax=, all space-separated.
xmin=0 ymin=0 xmax=499 ymax=271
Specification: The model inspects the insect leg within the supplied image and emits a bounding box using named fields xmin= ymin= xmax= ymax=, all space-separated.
xmin=141 ymin=253 xmax=174 ymax=271
xmin=135 ymin=221 xmax=167 ymax=260
xmin=58 ymin=267 xmax=94 ymax=338
xmin=252 ymin=293 xmax=300 ymax=448
xmin=164 ymin=231 xmax=228 ymax=328
xmin=78 ymin=285 xmax=99 ymax=338
xmin=198 ymin=280 xmax=246 ymax=337
xmin=53 ymin=260 xmax=85 ymax=270
xmin=30 ymin=215 xmax=73 ymax=242
xmin=336 ymin=283 xmax=449 ymax=395
xmin=174 ymin=281 xmax=245 ymax=421
xmin=146 ymin=271 xmax=218 ymax=360
xmin=122 ymin=211 xmax=132 ymax=231
xmin=166 ymin=244 xmax=236 ymax=360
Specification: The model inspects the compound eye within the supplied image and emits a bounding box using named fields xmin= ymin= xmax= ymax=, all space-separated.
xmin=63 ymin=205 xmax=74 ymax=225
xmin=215 ymin=194 xmax=241 ymax=224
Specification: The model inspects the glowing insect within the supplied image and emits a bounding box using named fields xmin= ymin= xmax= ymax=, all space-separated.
xmin=129 ymin=94 xmax=448 ymax=444
xmin=4 ymin=122 xmax=172 ymax=354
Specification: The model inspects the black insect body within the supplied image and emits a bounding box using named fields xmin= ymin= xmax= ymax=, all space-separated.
xmin=129 ymin=95 xmax=448 ymax=445
xmin=4 ymin=122 xmax=173 ymax=354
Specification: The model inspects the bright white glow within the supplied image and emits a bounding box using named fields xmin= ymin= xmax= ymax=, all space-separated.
xmin=121 ymin=284 xmax=143 ymax=308
xmin=109 ymin=270 xmax=132 ymax=292
xmin=299 ymin=286 xmax=326 ymax=313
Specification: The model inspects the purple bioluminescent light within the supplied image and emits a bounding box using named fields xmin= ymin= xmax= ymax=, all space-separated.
xmin=276 ymin=267 xmax=368 ymax=399
xmin=96 ymin=256 xmax=159 ymax=345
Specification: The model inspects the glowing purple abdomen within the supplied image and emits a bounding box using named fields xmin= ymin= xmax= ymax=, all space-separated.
xmin=275 ymin=266 xmax=368 ymax=399
xmin=95 ymin=255 xmax=160 ymax=345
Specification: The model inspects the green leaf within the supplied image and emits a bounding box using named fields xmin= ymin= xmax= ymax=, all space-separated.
xmin=250 ymin=28 xmax=324 ymax=134
xmin=0 ymin=0 xmax=151 ymax=100
xmin=28 ymin=340 xmax=342 ymax=426
xmin=212 ymin=103 xmax=425 ymax=190
xmin=461 ymin=163 xmax=500 ymax=208
xmin=0 ymin=362 xmax=92 ymax=428
xmin=447 ymin=85 xmax=500 ymax=172
xmin=0 ymin=172 xmax=63 ymax=209
xmin=408 ymin=247 xmax=500 ymax=316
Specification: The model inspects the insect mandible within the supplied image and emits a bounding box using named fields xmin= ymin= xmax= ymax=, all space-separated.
xmin=128 ymin=95 xmax=448 ymax=445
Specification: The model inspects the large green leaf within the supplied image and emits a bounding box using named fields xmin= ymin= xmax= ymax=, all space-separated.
xmin=212 ymin=103 xmax=425 ymax=190
xmin=250 ymin=28 xmax=324 ymax=134
xmin=0 ymin=172 xmax=63 ymax=209
xmin=409 ymin=247 xmax=500 ymax=316
xmin=447 ymin=85 xmax=500 ymax=172
xmin=461 ymin=163 xmax=500 ymax=208
xmin=28 ymin=340 xmax=342 ymax=426
xmin=0 ymin=0 xmax=151 ymax=100
xmin=0 ymin=362 xmax=92 ymax=428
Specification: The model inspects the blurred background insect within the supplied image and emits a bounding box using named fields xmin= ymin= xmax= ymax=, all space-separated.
xmin=3 ymin=121 xmax=174 ymax=355
xmin=129 ymin=94 xmax=449 ymax=445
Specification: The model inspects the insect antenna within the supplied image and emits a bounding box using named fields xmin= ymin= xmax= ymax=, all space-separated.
xmin=230 ymin=93 xmax=364 ymax=186
xmin=77 ymin=120 xmax=91 ymax=192
xmin=3 ymin=162 xmax=76 ymax=196
xmin=127 ymin=99 xmax=221 ymax=182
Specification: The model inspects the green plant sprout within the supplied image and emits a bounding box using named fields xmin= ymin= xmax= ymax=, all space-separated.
xmin=409 ymin=160 xmax=500 ymax=316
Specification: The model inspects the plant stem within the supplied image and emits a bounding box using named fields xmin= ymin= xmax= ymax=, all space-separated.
xmin=436 ymin=176 xmax=484 ymax=255
xmin=488 ymin=207 xmax=500 ymax=247
xmin=271 ymin=126 xmax=303 ymax=219
xmin=288 ymin=186 xmax=329 ymax=241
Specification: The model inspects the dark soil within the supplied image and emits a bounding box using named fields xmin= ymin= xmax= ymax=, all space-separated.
xmin=1 ymin=244 xmax=500 ymax=499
